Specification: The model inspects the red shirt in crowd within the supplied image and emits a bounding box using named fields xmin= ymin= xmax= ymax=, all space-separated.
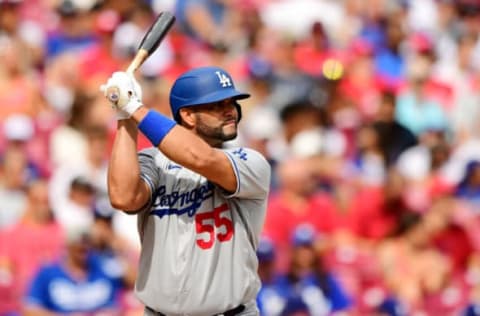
xmin=0 ymin=221 xmax=65 ymax=313
xmin=348 ymin=186 xmax=401 ymax=240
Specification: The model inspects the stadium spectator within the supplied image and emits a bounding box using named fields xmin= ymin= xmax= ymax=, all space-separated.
xmin=373 ymin=91 xmax=418 ymax=167
xmin=0 ymin=178 xmax=65 ymax=315
xmin=89 ymin=208 xmax=140 ymax=314
xmin=395 ymin=56 xmax=450 ymax=137
xmin=263 ymin=156 xmax=347 ymax=272
xmin=0 ymin=37 xmax=46 ymax=121
xmin=23 ymin=225 xmax=133 ymax=315
xmin=45 ymin=0 xmax=98 ymax=59
xmin=256 ymin=236 xmax=289 ymax=316
xmin=78 ymin=9 xmax=125 ymax=94
xmin=0 ymin=145 xmax=35 ymax=229
xmin=49 ymin=175 xmax=96 ymax=234
xmin=280 ymin=224 xmax=352 ymax=315
xmin=174 ymin=0 xmax=244 ymax=51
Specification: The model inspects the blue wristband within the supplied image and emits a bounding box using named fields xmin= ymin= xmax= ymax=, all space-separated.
xmin=138 ymin=111 xmax=176 ymax=146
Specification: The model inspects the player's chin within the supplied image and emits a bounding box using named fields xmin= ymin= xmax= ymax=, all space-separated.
xmin=222 ymin=121 xmax=237 ymax=133
xmin=222 ymin=127 xmax=238 ymax=141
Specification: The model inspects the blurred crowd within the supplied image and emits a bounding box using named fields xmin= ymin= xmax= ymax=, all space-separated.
xmin=0 ymin=0 xmax=480 ymax=315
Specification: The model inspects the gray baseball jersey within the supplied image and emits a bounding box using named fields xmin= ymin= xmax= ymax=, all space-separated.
xmin=133 ymin=146 xmax=271 ymax=316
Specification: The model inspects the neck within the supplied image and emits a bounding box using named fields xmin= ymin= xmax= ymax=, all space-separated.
xmin=22 ymin=208 xmax=52 ymax=225
xmin=65 ymin=256 xmax=88 ymax=280
xmin=195 ymin=131 xmax=223 ymax=148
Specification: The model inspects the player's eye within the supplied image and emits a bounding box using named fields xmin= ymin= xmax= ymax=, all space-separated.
xmin=206 ymin=103 xmax=222 ymax=111
xmin=207 ymin=101 xmax=228 ymax=111
xmin=198 ymin=99 xmax=235 ymax=113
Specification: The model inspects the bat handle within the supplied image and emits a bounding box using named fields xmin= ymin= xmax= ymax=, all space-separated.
xmin=127 ymin=50 xmax=149 ymax=74
xmin=107 ymin=50 xmax=146 ymax=104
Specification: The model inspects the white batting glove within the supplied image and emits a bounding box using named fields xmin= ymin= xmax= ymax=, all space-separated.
xmin=100 ymin=72 xmax=143 ymax=119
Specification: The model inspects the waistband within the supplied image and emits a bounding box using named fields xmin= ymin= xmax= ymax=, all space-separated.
xmin=145 ymin=304 xmax=246 ymax=316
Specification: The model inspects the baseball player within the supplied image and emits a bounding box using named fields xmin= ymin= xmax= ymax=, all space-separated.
xmin=101 ymin=66 xmax=271 ymax=316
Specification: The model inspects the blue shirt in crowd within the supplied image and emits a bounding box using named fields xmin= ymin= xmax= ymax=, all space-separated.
xmin=24 ymin=253 xmax=124 ymax=313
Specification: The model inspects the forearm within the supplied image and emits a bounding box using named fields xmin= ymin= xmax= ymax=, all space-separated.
xmin=131 ymin=107 xmax=236 ymax=191
xmin=108 ymin=119 xmax=147 ymax=211
xmin=132 ymin=107 xmax=215 ymax=168
xmin=185 ymin=5 xmax=221 ymax=44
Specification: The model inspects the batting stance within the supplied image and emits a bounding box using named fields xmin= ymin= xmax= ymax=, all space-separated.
xmin=101 ymin=66 xmax=271 ymax=316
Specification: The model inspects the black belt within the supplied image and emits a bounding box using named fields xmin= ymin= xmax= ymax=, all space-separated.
xmin=146 ymin=304 xmax=245 ymax=316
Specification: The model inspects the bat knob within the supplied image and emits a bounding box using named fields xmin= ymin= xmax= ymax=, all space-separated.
xmin=106 ymin=86 xmax=120 ymax=104
xmin=108 ymin=93 xmax=119 ymax=103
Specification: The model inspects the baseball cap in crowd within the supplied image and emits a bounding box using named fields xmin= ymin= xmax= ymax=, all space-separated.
xmin=56 ymin=0 xmax=97 ymax=15
xmin=465 ymin=303 xmax=480 ymax=316
xmin=289 ymin=128 xmax=323 ymax=158
xmin=456 ymin=159 xmax=480 ymax=189
xmin=65 ymin=223 xmax=91 ymax=244
xmin=70 ymin=176 xmax=95 ymax=193
xmin=93 ymin=197 xmax=115 ymax=221
xmin=95 ymin=9 xmax=120 ymax=34
xmin=242 ymin=107 xmax=281 ymax=141
xmin=246 ymin=55 xmax=273 ymax=81
xmin=292 ymin=223 xmax=316 ymax=247
xmin=56 ymin=0 xmax=77 ymax=16
xmin=3 ymin=114 xmax=34 ymax=142
xmin=257 ymin=236 xmax=275 ymax=262
xmin=409 ymin=32 xmax=434 ymax=54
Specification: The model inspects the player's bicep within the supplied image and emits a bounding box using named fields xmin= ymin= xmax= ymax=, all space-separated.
xmin=122 ymin=177 xmax=152 ymax=213
xmin=122 ymin=149 xmax=161 ymax=213
xmin=223 ymin=148 xmax=271 ymax=199
xmin=202 ymin=149 xmax=237 ymax=193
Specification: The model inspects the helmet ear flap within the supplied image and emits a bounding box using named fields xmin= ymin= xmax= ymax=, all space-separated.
xmin=174 ymin=112 xmax=182 ymax=123
xmin=234 ymin=101 xmax=242 ymax=122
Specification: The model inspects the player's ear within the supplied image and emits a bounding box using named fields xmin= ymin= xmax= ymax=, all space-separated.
xmin=179 ymin=108 xmax=195 ymax=128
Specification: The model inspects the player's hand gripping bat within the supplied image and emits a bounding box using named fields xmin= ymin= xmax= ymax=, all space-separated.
xmin=107 ymin=11 xmax=176 ymax=104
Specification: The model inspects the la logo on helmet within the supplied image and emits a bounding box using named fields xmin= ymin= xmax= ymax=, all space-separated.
xmin=215 ymin=71 xmax=232 ymax=87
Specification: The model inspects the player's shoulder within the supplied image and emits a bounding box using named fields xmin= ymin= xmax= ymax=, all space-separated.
xmin=138 ymin=147 xmax=168 ymax=160
xmin=138 ymin=147 xmax=171 ymax=166
xmin=35 ymin=261 xmax=63 ymax=278
xmin=138 ymin=146 xmax=160 ymax=156
xmin=138 ymin=147 xmax=188 ymax=174
xmin=223 ymin=147 xmax=269 ymax=164
xmin=223 ymin=147 xmax=271 ymax=176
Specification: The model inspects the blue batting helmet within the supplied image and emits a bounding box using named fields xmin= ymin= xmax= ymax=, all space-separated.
xmin=169 ymin=66 xmax=250 ymax=122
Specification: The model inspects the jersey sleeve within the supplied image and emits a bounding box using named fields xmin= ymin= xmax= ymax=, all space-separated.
xmin=134 ymin=148 xmax=163 ymax=213
xmin=24 ymin=267 xmax=49 ymax=308
xmin=326 ymin=274 xmax=352 ymax=311
xmin=223 ymin=147 xmax=271 ymax=199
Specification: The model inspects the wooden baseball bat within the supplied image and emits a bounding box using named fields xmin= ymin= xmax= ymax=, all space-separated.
xmin=107 ymin=11 xmax=176 ymax=103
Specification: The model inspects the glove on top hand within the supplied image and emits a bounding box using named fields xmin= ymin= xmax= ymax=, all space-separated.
xmin=100 ymin=71 xmax=143 ymax=120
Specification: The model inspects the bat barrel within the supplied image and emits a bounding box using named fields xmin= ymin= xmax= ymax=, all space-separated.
xmin=139 ymin=11 xmax=176 ymax=55
xmin=105 ymin=11 xmax=175 ymax=105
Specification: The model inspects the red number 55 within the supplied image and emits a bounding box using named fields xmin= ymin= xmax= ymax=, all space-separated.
xmin=195 ymin=204 xmax=234 ymax=249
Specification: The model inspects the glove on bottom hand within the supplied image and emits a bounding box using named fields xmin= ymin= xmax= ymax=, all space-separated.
xmin=100 ymin=72 xmax=143 ymax=119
